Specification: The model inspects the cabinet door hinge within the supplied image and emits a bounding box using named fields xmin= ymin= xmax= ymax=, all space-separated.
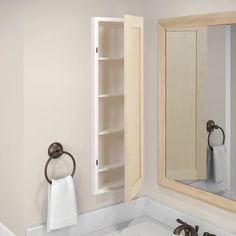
xmin=96 ymin=47 xmax=98 ymax=53
xmin=96 ymin=160 xmax=98 ymax=166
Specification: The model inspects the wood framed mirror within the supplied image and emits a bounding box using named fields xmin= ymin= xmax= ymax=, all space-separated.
xmin=158 ymin=11 xmax=236 ymax=212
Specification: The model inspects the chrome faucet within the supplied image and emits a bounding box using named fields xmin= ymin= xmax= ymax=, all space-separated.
xmin=173 ymin=219 xmax=199 ymax=236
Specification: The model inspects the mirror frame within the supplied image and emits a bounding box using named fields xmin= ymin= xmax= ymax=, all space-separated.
xmin=158 ymin=11 xmax=236 ymax=212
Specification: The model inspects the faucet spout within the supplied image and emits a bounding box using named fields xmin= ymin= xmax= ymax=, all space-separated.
xmin=173 ymin=225 xmax=189 ymax=234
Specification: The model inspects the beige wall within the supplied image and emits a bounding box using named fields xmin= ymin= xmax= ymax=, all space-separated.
xmin=207 ymin=25 xmax=232 ymax=189
xmin=207 ymin=25 xmax=226 ymax=143
xmin=23 ymin=0 xmax=146 ymax=229
xmin=143 ymin=0 xmax=236 ymax=235
xmin=0 ymin=0 xmax=24 ymax=235
xmin=2 ymin=0 xmax=236 ymax=235
xmin=231 ymin=25 xmax=236 ymax=191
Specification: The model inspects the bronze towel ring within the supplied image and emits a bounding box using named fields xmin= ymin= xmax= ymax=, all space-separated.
xmin=207 ymin=120 xmax=225 ymax=150
xmin=44 ymin=142 xmax=76 ymax=184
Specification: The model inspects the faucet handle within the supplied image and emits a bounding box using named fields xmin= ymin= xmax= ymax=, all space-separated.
xmin=176 ymin=219 xmax=199 ymax=232
xmin=203 ymin=232 xmax=216 ymax=236
xmin=176 ymin=218 xmax=186 ymax=225
xmin=195 ymin=225 xmax=199 ymax=232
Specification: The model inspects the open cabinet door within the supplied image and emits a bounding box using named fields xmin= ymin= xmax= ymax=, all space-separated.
xmin=124 ymin=15 xmax=143 ymax=202
xmin=166 ymin=27 xmax=207 ymax=180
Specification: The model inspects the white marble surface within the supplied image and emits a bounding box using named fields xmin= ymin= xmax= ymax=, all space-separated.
xmin=27 ymin=197 xmax=235 ymax=236
xmin=179 ymin=179 xmax=226 ymax=194
xmin=143 ymin=197 xmax=235 ymax=236
xmin=27 ymin=198 xmax=146 ymax=236
xmin=84 ymin=217 xmax=160 ymax=236
xmin=0 ymin=223 xmax=15 ymax=236
xmin=105 ymin=221 xmax=173 ymax=236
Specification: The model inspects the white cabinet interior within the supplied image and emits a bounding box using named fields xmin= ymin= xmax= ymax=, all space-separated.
xmin=92 ymin=16 xmax=143 ymax=201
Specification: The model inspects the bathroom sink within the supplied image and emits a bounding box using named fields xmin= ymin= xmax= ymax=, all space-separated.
xmin=105 ymin=221 xmax=173 ymax=236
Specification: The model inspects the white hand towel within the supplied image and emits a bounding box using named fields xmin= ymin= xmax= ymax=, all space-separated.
xmin=47 ymin=175 xmax=78 ymax=232
xmin=212 ymin=145 xmax=226 ymax=183
xmin=206 ymin=147 xmax=214 ymax=182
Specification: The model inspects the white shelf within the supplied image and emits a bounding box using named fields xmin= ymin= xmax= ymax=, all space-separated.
xmin=98 ymin=57 xmax=124 ymax=61
xmin=93 ymin=17 xmax=125 ymax=196
xmin=98 ymin=128 xmax=124 ymax=136
xmin=98 ymin=93 xmax=124 ymax=98
xmin=98 ymin=162 xmax=124 ymax=172
xmin=97 ymin=181 xmax=124 ymax=194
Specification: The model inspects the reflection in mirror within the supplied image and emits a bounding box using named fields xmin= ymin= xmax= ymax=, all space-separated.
xmin=166 ymin=24 xmax=236 ymax=201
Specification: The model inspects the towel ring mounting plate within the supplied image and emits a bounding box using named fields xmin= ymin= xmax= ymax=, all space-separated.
xmin=48 ymin=142 xmax=64 ymax=159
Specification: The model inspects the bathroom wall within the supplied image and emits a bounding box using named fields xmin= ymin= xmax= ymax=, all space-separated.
xmin=0 ymin=0 xmax=24 ymax=235
xmin=207 ymin=25 xmax=226 ymax=143
xmin=3 ymin=0 xmax=236 ymax=234
xmin=143 ymin=0 xmax=236 ymax=234
xmin=23 ymin=0 xmax=146 ymax=229
xmin=207 ymin=25 xmax=231 ymax=189
xmin=231 ymin=25 xmax=236 ymax=191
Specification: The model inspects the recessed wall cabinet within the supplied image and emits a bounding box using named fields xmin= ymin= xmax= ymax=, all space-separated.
xmin=92 ymin=15 xmax=143 ymax=201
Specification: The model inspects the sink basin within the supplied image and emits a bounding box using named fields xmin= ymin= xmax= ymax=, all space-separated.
xmin=105 ymin=221 xmax=173 ymax=236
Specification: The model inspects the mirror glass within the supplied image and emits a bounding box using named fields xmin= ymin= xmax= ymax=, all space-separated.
xmin=166 ymin=24 xmax=236 ymax=201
